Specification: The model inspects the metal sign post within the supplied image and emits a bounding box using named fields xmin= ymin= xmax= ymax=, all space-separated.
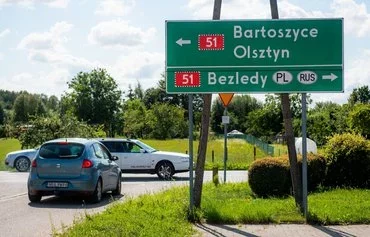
xmin=222 ymin=109 xmax=229 ymax=183
xmin=302 ymin=93 xmax=308 ymax=219
xmin=188 ymin=94 xmax=194 ymax=213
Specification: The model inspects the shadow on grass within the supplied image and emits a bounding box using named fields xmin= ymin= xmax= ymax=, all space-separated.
xmin=194 ymin=223 xmax=259 ymax=237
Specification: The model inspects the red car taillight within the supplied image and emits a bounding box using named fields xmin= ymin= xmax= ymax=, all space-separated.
xmin=31 ymin=159 xmax=37 ymax=168
xmin=82 ymin=159 xmax=93 ymax=168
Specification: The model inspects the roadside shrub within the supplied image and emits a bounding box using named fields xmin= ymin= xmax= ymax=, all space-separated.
xmin=324 ymin=133 xmax=370 ymax=188
xmin=248 ymin=158 xmax=291 ymax=197
xmin=297 ymin=153 xmax=327 ymax=192
xmin=249 ymin=154 xmax=327 ymax=197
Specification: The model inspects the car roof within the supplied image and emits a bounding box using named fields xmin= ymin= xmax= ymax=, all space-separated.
xmin=97 ymin=138 xmax=139 ymax=143
xmin=42 ymin=138 xmax=94 ymax=145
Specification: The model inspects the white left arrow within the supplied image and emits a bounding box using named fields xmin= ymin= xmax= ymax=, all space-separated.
xmin=176 ymin=38 xmax=191 ymax=46
xmin=322 ymin=73 xmax=338 ymax=81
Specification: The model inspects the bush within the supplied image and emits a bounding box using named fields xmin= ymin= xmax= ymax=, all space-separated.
xmin=248 ymin=158 xmax=291 ymax=197
xmin=249 ymin=154 xmax=327 ymax=197
xmin=324 ymin=133 xmax=370 ymax=188
xmin=297 ymin=153 xmax=327 ymax=192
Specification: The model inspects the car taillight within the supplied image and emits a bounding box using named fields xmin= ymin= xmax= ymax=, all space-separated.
xmin=31 ymin=159 xmax=37 ymax=168
xmin=82 ymin=159 xmax=93 ymax=168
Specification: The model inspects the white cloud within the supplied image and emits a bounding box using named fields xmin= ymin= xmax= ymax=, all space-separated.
xmin=110 ymin=51 xmax=164 ymax=89
xmin=331 ymin=0 xmax=370 ymax=37
xmin=95 ymin=0 xmax=135 ymax=17
xmin=17 ymin=21 xmax=73 ymax=52
xmin=0 ymin=28 xmax=10 ymax=38
xmin=186 ymin=0 xmax=329 ymax=19
xmin=186 ymin=0 xmax=370 ymax=38
xmin=0 ymin=0 xmax=69 ymax=8
xmin=3 ymin=70 xmax=70 ymax=96
xmin=88 ymin=19 xmax=156 ymax=48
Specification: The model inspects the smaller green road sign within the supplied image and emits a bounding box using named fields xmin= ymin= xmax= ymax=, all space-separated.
xmin=165 ymin=18 xmax=343 ymax=93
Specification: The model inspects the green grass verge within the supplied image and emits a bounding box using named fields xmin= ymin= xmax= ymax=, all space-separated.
xmin=56 ymin=183 xmax=370 ymax=237
xmin=0 ymin=138 xmax=22 ymax=171
xmin=143 ymin=138 xmax=266 ymax=170
xmin=201 ymin=183 xmax=303 ymax=224
xmin=55 ymin=187 xmax=194 ymax=237
xmin=308 ymin=189 xmax=370 ymax=224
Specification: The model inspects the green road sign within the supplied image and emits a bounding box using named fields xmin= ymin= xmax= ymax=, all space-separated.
xmin=165 ymin=18 xmax=343 ymax=93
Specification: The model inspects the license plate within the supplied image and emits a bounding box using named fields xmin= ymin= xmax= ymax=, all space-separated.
xmin=46 ymin=182 xmax=68 ymax=188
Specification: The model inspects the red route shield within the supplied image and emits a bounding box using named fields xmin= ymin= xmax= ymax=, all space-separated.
xmin=198 ymin=34 xmax=224 ymax=50
xmin=175 ymin=71 xmax=201 ymax=87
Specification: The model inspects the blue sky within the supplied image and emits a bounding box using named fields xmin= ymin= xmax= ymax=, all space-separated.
xmin=0 ymin=0 xmax=370 ymax=105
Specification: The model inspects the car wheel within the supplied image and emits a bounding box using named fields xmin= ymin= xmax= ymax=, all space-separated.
xmin=15 ymin=156 xmax=31 ymax=172
xmin=28 ymin=192 xmax=41 ymax=203
xmin=90 ymin=179 xmax=102 ymax=203
xmin=156 ymin=161 xmax=174 ymax=180
xmin=112 ymin=173 xmax=121 ymax=196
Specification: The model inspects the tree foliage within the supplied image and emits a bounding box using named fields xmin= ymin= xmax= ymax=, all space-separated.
xmin=13 ymin=93 xmax=46 ymax=123
xmin=64 ymin=68 xmax=122 ymax=136
xmin=306 ymin=102 xmax=349 ymax=145
xmin=146 ymin=103 xmax=187 ymax=139
xmin=211 ymin=95 xmax=262 ymax=134
xmin=18 ymin=114 xmax=106 ymax=148
xmin=348 ymin=85 xmax=370 ymax=105
xmin=123 ymin=99 xmax=147 ymax=138
xmin=0 ymin=103 xmax=4 ymax=125
xmin=348 ymin=103 xmax=370 ymax=138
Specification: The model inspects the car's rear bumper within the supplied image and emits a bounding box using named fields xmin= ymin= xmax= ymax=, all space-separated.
xmin=28 ymin=173 xmax=98 ymax=194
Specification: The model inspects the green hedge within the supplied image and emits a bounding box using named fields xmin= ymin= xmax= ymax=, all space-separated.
xmin=248 ymin=158 xmax=291 ymax=197
xmin=249 ymin=154 xmax=326 ymax=197
xmin=324 ymin=133 xmax=370 ymax=188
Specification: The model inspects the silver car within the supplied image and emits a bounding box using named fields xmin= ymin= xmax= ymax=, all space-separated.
xmin=5 ymin=148 xmax=38 ymax=172
xmin=28 ymin=138 xmax=121 ymax=203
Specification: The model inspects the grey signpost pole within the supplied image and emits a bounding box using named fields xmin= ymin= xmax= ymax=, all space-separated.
xmin=223 ymin=107 xmax=228 ymax=183
xmin=302 ymin=93 xmax=308 ymax=219
xmin=188 ymin=94 xmax=194 ymax=213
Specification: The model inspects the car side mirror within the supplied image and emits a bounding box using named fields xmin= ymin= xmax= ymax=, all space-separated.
xmin=110 ymin=155 xmax=119 ymax=161
xmin=139 ymin=149 xmax=146 ymax=153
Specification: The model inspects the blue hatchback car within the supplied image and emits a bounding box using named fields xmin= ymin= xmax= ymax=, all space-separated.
xmin=27 ymin=138 xmax=122 ymax=203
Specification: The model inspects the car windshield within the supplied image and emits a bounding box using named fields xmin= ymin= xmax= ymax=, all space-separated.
xmin=39 ymin=143 xmax=85 ymax=159
xmin=135 ymin=140 xmax=156 ymax=153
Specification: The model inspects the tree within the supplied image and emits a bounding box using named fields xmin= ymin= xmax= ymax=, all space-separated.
xmin=246 ymin=99 xmax=283 ymax=143
xmin=348 ymin=85 xmax=370 ymax=105
xmin=65 ymin=68 xmax=122 ymax=136
xmin=47 ymin=95 xmax=59 ymax=112
xmin=134 ymin=81 xmax=145 ymax=100
xmin=123 ymin=99 xmax=147 ymax=138
xmin=0 ymin=103 xmax=4 ymax=125
xmin=306 ymin=102 xmax=349 ymax=146
xmin=146 ymin=103 xmax=187 ymax=139
xmin=211 ymin=95 xmax=262 ymax=134
xmin=13 ymin=93 xmax=47 ymax=123
xmin=349 ymin=103 xmax=370 ymax=138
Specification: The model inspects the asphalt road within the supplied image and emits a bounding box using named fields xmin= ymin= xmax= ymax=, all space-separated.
xmin=0 ymin=170 xmax=248 ymax=237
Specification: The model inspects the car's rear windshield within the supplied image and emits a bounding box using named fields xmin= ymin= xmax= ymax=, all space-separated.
xmin=39 ymin=143 xmax=85 ymax=159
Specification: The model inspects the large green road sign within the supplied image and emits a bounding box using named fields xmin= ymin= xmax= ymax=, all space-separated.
xmin=165 ymin=18 xmax=343 ymax=93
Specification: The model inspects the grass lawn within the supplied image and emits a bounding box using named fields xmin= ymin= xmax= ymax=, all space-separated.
xmin=55 ymin=183 xmax=370 ymax=237
xmin=0 ymin=138 xmax=22 ymax=171
xmin=143 ymin=138 xmax=267 ymax=170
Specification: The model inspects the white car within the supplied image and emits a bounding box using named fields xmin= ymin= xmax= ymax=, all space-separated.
xmin=98 ymin=138 xmax=189 ymax=179
xmin=4 ymin=148 xmax=38 ymax=172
